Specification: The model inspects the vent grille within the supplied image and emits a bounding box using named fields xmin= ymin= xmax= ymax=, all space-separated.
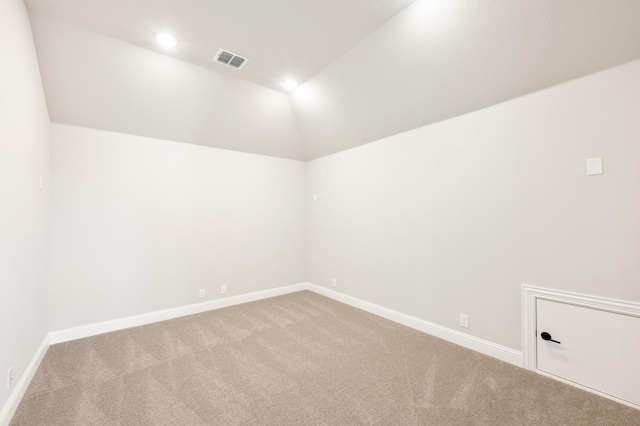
xmin=229 ymin=56 xmax=245 ymax=69
xmin=215 ymin=49 xmax=248 ymax=70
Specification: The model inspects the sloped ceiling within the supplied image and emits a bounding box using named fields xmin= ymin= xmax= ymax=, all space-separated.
xmin=29 ymin=15 xmax=304 ymax=160
xmin=292 ymin=0 xmax=640 ymax=159
xmin=25 ymin=0 xmax=414 ymax=92
xmin=27 ymin=0 xmax=640 ymax=161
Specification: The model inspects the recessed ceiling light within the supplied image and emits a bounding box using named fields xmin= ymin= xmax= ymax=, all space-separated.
xmin=282 ymin=79 xmax=298 ymax=91
xmin=155 ymin=32 xmax=177 ymax=49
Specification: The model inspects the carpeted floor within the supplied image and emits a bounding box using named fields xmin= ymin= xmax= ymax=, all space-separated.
xmin=11 ymin=291 xmax=640 ymax=425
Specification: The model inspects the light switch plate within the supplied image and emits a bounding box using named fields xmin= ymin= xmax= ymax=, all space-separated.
xmin=586 ymin=157 xmax=603 ymax=176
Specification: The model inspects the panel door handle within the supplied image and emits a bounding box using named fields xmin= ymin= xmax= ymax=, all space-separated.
xmin=540 ymin=332 xmax=561 ymax=344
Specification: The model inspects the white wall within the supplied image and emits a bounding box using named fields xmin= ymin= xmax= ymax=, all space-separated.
xmin=307 ymin=60 xmax=640 ymax=351
xmin=0 ymin=0 xmax=51 ymax=414
xmin=48 ymin=125 xmax=307 ymax=331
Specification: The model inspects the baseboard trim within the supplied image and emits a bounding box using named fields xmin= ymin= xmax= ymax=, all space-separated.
xmin=306 ymin=283 xmax=523 ymax=367
xmin=49 ymin=283 xmax=308 ymax=344
xmin=0 ymin=334 xmax=50 ymax=426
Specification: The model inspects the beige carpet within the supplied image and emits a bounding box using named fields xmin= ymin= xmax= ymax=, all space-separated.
xmin=11 ymin=291 xmax=640 ymax=425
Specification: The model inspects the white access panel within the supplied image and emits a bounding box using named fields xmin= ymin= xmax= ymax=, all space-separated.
xmin=536 ymin=298 xmax=640 ymax=406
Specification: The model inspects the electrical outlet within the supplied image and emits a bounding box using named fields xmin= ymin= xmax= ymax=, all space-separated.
xmin=221 ymin=284 xmax=227 ymax=294
xmin=7 ymin=367 xmax=13 ymax=391
xmin=332 ymin=278 xmax=337 ymax=287
xmin=198 ymin=289 xmax=206 ymax=299
xmin=460 ymin=314 xmax=469 ymax=329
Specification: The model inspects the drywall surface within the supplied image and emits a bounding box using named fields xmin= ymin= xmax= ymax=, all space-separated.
xmin=0 ymin=0 xmax=51 ymax=414
xmin=307 ymin=60 xmax=640 ymax=351
xmin=29 ymin=14 xmax=304 ymax=160
xmin=48 ymin=124 xmax=306 ymax=331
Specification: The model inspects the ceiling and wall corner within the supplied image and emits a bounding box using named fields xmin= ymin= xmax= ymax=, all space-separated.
xmin=25 ymin=0 xmax=640 ymax=161
xmin=291 ymin=0 xmax=640 ymax=159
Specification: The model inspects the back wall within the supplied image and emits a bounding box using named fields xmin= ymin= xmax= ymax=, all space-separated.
xmin=48 ymin=124 xmax=307 ymax=331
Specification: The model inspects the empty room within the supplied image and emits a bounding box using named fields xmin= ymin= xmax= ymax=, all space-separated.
xmin=2 ymin=0 xmax=640 ymax=424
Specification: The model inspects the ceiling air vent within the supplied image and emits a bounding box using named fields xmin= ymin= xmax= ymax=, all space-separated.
xmin=214 ymin=49 xmax=248 ymax=70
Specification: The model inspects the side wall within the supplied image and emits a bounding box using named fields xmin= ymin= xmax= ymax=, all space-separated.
xmin=48 ymin=125 xmax=307 ymax=331
xmin=307 ymin=60 xmax=640 ymax=351
xmin=0 ymin=0 xmax=51 ymax=414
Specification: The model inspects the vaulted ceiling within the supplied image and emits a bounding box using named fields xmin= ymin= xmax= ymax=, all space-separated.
xmin=26 ymin=0 xmax=640 ymax=160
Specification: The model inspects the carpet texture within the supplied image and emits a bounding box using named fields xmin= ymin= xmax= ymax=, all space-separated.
xmin=11 ymin=291 xmax=640 ymax=425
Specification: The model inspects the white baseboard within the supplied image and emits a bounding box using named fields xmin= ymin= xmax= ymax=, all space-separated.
xmin=0 ymin=334 xmax=50 ymax=426
xmin=48 ymin=282 xmax=523 ymax=369
xmin=49 ymin=283 xmax=308 ymax=344
xmin=306 ymin=283 xmax=523 ymax=367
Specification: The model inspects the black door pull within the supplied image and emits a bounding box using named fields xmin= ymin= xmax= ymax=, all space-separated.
xmin=540 ymin=332 xmax=561 ymax=344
